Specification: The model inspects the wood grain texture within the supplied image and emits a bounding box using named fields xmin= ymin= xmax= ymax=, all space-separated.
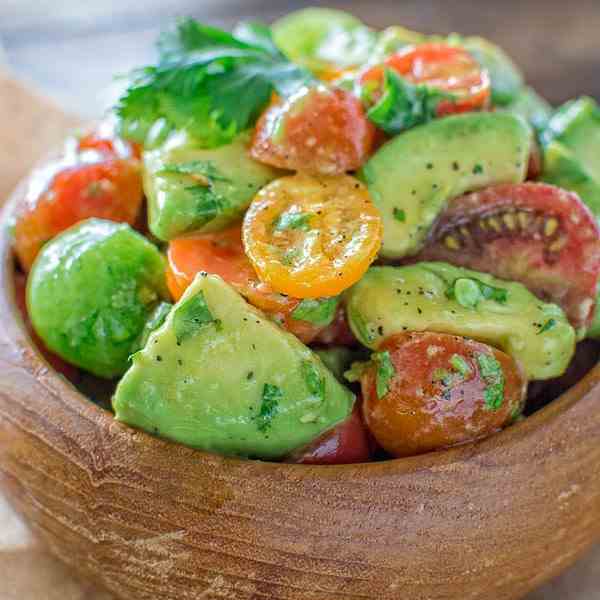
xmin=1 ymin=180 xmax=600 ymax=600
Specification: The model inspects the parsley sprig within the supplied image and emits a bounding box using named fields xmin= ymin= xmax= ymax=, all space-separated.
xmin=116 ymin=19 xmax=314 ymax=147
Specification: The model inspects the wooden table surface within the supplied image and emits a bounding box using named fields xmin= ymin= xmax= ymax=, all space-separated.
xmin=1 ymin=1 xmax=599 ymax=598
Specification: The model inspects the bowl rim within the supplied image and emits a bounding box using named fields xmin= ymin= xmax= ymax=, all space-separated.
xmin=2 ymin=173 xmax=599 ymax=476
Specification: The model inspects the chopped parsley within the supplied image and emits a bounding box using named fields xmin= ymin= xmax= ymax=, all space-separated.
xmin=364 ymin=68 xmax=454 ymax=136
xmin=256 ymin=383 xmax=282 ymax=432
xmin=301 ymin=361 xmax=325 ymax=402
xmin=116 ymin=19 xmax=313 ymax=147
xmin=476 ymin=352 xmax=505 ymax=411
xmin=173 ymin=291 xmax=219 ymax=343
xmin=447 ymin=277 xmax=508 ymax=309
xmin=537 ymin=318 xmax=557 ymax=335
xmin=393 ymin=207 xmax=406 ymax=222
xmin=372 ymin=351 xmax=395 ymax=399
xmin=273 ymin=212 xmax=312 ymax=232
xmin=291 ymin=296 xmax=340 ymax=326
xmin=473 ymin=163 xmax=484 ymax=174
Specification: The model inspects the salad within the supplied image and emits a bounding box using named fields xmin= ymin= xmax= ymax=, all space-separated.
xmin=11 ymin=8 xmax=600 ymax=464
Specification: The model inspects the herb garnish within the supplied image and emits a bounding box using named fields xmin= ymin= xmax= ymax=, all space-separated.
xmin=116 ymin=19 xmax=314 ymax=147
xmin=447 ymin=277 xmax=508 ymax=309
xmin=173 ymin=291 xmax=220 ymax=343
xmin=301 ymin=361 xmax=325 ymax=402
xmin=537 ymin=318 xmax=557 ymax=335
xmin=364 ymin=68 xmax=453 ymax=136
xmin=256 ymin=383 xmax=282 ymax=432
xmin=393 ymin=207 xmax=406 ymax=222
xmin=372 ymin=351 xmax=395 ymax=399
xmin=291 ymin=296 xmax=340 ymax=326
xmin=476 ymin=352 xmax=505 ymax=410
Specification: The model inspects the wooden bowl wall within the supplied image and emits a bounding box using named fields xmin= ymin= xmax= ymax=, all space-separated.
xmin=1 ymin=183 xmax=600 ymax=600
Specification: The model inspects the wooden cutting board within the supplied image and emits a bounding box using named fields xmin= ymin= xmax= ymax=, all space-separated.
xmin=0 ymin=70 xmax=598 ymax=600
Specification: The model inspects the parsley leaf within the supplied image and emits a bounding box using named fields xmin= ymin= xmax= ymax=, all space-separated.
xmin=291 ymin=297 xmax=340 ymax=326
xmin=173 ymin=290 xmax=219 ymax=343
xmin=476 ymin=352 xmax=505 ymax=411
xmin=159 ymin=160 xmax=231 ymax=183
xmin=301 ymin=361 xmax=325 ymax=402
xmin=256 ymin=383 xmax=283 ymax=432
xmin=372 ymin=351 xmax=395 ymax=399
xmin=116 ymin=18 xmax=314 ymax=147
xmin=273 ymin=212 xmax=313 ymax=232
xmin=364 ymin=69 xmax=453 ymax=136
xmin=537 ymin=318 xmax=557 ymax=335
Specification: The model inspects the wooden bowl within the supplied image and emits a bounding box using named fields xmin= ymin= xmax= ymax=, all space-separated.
xmin=1 ymin=182 xmax=600 ymax=600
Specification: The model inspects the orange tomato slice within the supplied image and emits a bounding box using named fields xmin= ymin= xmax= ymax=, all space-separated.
xmin=242 ymin=174 xmax=382 ymax=298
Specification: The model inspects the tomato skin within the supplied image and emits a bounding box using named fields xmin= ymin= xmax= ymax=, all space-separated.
xmin=361 ymin=332 xmax=526 ymax=458
xmin=13 ymin=274 xmax=80 ymax=382
xmin=167 ymin=227 xmax=333 ymax=344
xmin=285 ymin=403 xmax=374 ymax=464
xmin=78 ymin=132 xmax=141 ymax=160
xmin=417 ymin=183 xmax=600 ymax=330
xmin=251 ymin=85 xmax=376 ymax=175
xmin=14 ymin=159 xmax=143 ymax=271
xmin=242 ymin=174 xmax=382 ymax=299
xmin=361 ymin=43 xmax=491 ymax=115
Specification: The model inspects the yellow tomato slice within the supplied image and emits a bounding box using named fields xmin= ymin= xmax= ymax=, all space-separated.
xmin=242 ymin=174 xmax=382 ymax=298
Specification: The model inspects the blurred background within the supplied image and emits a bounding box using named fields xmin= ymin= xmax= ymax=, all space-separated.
xmin=1 ymin=0 xmax=599 ymax=118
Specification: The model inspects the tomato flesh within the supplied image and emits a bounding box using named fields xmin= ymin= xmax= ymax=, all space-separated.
xmin=286 ymin=403 xmax=374 ymax=464
xmin=14 ymin=160 xmax=143 ymax=271
xmin=167 ymin=226 xmax=339 ymax=344
xmin=361 ymin=332 xmax=526 ymax=457
xmin=251 ymin=85 xmax=376 ymax=175
xmin=416 ymin=183 xmax=600 ymax=330
xmin=361 ymin=43 xmax=491 ymax=115
xmin=242 ymin=174 xmax=382 ymax=298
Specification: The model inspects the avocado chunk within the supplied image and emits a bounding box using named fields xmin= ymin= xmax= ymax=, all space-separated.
xmin=272 ymin=8 xmax=375 ymax=75
xmin=345 ymin=263 xmax=575 ymax=380
xmin=27 ymin=219 xmax=168 ymax=378
xmin=540 ymin=98 xmax=600 ymax=221
xmin=113 ymin=274 xmax=355 ymax=459
xmin=500 ymin=87 xmax=552 ymax=134
xmin=360 ymin=113 xmax=531 ymax=259
xmin=143 ymin=130 xmax=282 ymax=241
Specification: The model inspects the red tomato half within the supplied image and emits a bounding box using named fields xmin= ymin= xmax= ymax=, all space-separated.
xmin=14 ymin=160 xmax=143 ymax=271
xmin=167 ymin=226 xmax=343 ymax=344
xmin=361 ymin=43 xmax=491 ymax=115
xmin=250 ymin=85 xmax=376 ymax=175
xmin=361 ymin=332 xmax=526 ymax=458
xmin=417 ymin=183 xmax=600 ymax=330
xmin=285 ymin=403 xmax=374 ymax=465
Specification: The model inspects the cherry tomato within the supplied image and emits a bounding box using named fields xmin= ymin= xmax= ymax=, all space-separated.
xmin=242 ymin=174 xmax=382 ymax=298
xmin=167 ymin=226 xmax=335 ymax=344
xmin=361 ymin=43 xmax=491 ymax=115
xmin=250 ymin=85 xmax=376 ymax=175
xmin=361 ymin=332 xmax=526 ymax=458
xmin=285 ymin=403 xmax=374 ymax=464
xmin=13 ymin=273 xmax=80 ymax=382
xmin=417 ymin=183 xmax=600 ymax=330
xmin=14 ymin=160 xmax=143 ymax=271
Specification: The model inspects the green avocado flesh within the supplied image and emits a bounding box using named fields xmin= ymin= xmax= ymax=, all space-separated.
xmin=501 ymin=87 xmax=552 ymax=133
xmin=272 ymin=8 xmax=375 ymax=74
xmin=143 ymin=130 xmax=282 ymax=241
xmin=113 ymin=274 xmax=355 ymax=459
xmin=360 ymin=113 xmax=531 ymax=259
xmin=345 ymin=263 xmax=575 ymax=380
xmin=27 ymin=219 xmax=167 ymax=378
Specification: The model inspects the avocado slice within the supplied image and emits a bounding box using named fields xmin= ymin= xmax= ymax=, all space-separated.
xmin=360 ymin=113 xmax=531 ymax=259
xmin=113 ymin=274 xmax=355 ymax=459
xmin=345 ymin=263 xmax=575 ymax=380
xmin=500 ymin=87 xmax=552 ymax=134
xmin=143 ymin=130 xmax=283 ymax=241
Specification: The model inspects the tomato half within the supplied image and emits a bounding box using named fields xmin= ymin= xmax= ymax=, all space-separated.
xmin=242 ymin=174 xmax=382 ymax=298
xmin=77 ymin=121 xmax=141 ymax=160
xmin=250 ymin=85 xmax=376 ymax=175
xmin=285 ymin=403 xmax=374 ymax=464
xmin=417 ymin=183 xmax=600 ymax=331
xmin=14 ymin=160 xmax=143 ymax=271
xmin=361 ymin=332 xmax=526 ymax=458
xmin=167 ymin=226 xmax=345 ymax=344
xmin=361 ymin=43 xmax=491 ymax=115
